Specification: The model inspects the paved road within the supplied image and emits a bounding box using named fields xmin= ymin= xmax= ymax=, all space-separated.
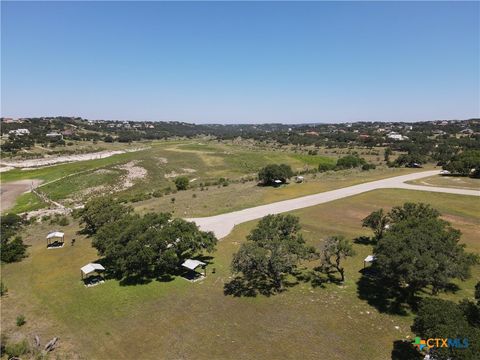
xmin=188 ymin=170 xmax=479 ymax=239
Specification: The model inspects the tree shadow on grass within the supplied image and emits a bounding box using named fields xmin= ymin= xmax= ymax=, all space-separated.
xmin=356 ymin=268 xmax=412 ymax=316
xmin=391 ymin=340 xmax=423 ymax=360
xmin=119 ymin=275 xmax=153 ymax=286
xmin=353 ymin=236 xmax=375 ymax=246
xmin=224 ymin=275 xmax=298 ymax=297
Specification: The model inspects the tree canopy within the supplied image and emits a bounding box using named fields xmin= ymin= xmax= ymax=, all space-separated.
xmin=319 ymin=235 xmax=355 ymax=282
xmin=362 ymin=208 xmax=389 ymax=241
xmin=92 ymin=212 xmax=217 ymax=280
xmin=412 ymin=297 xmax=480 ymax=360
xmin=373 ymin=203 xmax=477 ymax=299
xmin=174 ymin=176 xmax=189 ymax=191
xmin=1 ymin=213 xmax=27 ymax=263
xmin=258 ymin=164 xmax=294 ymax=185
xmin=444 ymin=150 xmax=480 ymax=177
xmin=79 ymin=196 xmax=133 ymax=234
xmin=336 ymin=154 xmax=366 ymax=169
xmin=229 ymin=214 xmax=312 ymax=293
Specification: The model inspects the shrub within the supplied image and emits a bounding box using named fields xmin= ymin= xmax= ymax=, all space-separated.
xmin=5 ymin=339 xmax=29 ymax=358
xmin=336 ymin=155 xmax=366 ymax=169
xmin=0 ymin=282 xmax=7 ymax=296
xmin=174 ymin=176 xmax=189 ymax=191
xmin=1 ymin=236 xmax=27 ymax=263
xmin=16 ymin=314 xmax=26 ymax=327
xmin=361 ymin=163 xmax=376 ymax=171
xmin=258 ymin=164 xmax=293 ymax=185
xmin=152 ymin=189 xmax=163 ymax=198
xmin=217 ymin=177 xmax=229 ymax=187
xmin=318 ymin=162 xmax=336 ymax=172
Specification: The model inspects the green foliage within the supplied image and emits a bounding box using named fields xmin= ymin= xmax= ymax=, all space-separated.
xmin=80 ymin=196 xmax=133 ymax=234
xmin=230 ymin=214 xmax=312 ymax=292
xmin=49 ymin=214 xmax=70 ymax=226
xmin=361 ymin=163 xmax=376 ymax=171
xmin=336 ymin=154 xmax=366 ymax=169
xmin=318 ymin=162 xmax=336 ymax=172
xmin=16 ymin=314 xmax=26 ymax=327
xmin=0 ymin=282 xmax=7 ymax=296
xmin=1 ymin=213 xmax=28 ymax=263
xmin=374 ymin=203 xmax=478 ymax=298
xmin=475 ymin=282 xmax=480 ymax=303
xmin=394 ymin=153 xmax=426 ymax=167
xmin=319 ymin=235 xmax=356 ymax=282
xmin=444 ymin=150 xmax=480 ymax=177
xmin=412 ymin=298 xmax=480 ymax=360
xmin=174 ymin=176 xmax=189 ymax=191
xmin=384 ymin=147 xmax=392 ymax=162
xmin=258 ymin=164 xmax=294 ymax=185
xmin=362 ymin=208 xmax=389 ymax=241
xmin=92 ymin=212 xmax=217 ymax=280
xmin=4 ymin=339 xmax=30 ymax=358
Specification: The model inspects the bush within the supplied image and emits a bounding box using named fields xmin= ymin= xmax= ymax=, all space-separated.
xmin=152 ymin=189 xmax=163 ymax=198
xmin=174 ymin=176 xmax=189 ymax=191
xmin=1 ymin=236 xmax=27 ymax=263
xmin=258 ymin=164 xmax=293 ymax=185
xmin=0 ymin=282 xmax=7 ymax=296
xmin=50 ymin=214 xmax=69 ymax=226
xmin=16 ymin=314 xmax=26 ymax=327
xmin=361 ymin=163 xmax=376 ymax=171
xmin=336 ymin=155 xmax=366 ymax=169
xmin=318 ymin=162 xmax=336 ymax=172
xmin=217 ymin=177 xmax=229 ymax=187
xmin=4 ymin=339 xmax=29 ymax=358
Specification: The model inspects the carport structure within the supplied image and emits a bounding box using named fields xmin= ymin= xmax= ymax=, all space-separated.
xmin=46 ymin=231 xmax=65 ymax=248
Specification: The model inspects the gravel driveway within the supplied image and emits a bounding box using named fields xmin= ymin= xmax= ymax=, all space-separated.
xmin=188 ymin=170 xmax=479 ymax=239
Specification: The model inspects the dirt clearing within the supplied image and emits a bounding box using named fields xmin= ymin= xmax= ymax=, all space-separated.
xmin=1 ymin=179 xmax=43 ymax=212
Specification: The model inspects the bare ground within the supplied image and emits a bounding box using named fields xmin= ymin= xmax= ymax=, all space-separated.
xmin=1 ymin=179 xmax=43 ymax=212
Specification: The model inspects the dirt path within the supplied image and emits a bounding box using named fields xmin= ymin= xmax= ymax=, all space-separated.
xmin=0 ymin=147 xmax=148 ymax=170
xmin=1 ymin=179 xmax=43 ymax=212
xmin=187 ymin=170 xmax=480 ymax=239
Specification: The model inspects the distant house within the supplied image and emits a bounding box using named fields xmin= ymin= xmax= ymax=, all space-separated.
xmin=387 ymin=132 xmax=408 ymax=141
xmin=8 ymin=128 xmax=30 ymax=136
xmin=46 ymin=132 xmax=63 ymax=139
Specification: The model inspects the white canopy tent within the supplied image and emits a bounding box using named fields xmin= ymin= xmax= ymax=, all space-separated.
xmin=182 ymin=259 xmax=206 ymax=271
xmin=363 ymin=255 xmax=376 ymax=268
xmin=80 ymin=263 xmax=105 ymax=279
xmin=182 ymin=259 xmax=207 ymax=278
xmin=46 ymin=231 xmax=65 ymax=247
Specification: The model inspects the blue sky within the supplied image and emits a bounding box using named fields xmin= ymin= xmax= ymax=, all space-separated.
xmin=2 ymin=1 xmax=479 ymax=123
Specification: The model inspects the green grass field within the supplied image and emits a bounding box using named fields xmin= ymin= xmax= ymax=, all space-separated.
xmin=3 ymin=140 xmax=413 ymax=214
xmin=2 ymin=189 xmax=478 ymax=360
xmin=408 ymin=174 xmax=480 ymax=190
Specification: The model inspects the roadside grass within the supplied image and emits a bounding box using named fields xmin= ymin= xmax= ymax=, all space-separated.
xmin=135 ymin=166 xmax=423 ymax=217
xmin=2 ymin=189 xmax=477 ymax=359
xmin=408 ymin=174 xmax=480 ymax=190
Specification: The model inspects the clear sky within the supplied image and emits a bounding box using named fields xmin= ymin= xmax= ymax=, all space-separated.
xmin=1 ymin=1 xmax=479 ymax=124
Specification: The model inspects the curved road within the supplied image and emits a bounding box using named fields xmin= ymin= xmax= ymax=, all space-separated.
xmin=188 ymin=170 xmax=479 ymax=239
